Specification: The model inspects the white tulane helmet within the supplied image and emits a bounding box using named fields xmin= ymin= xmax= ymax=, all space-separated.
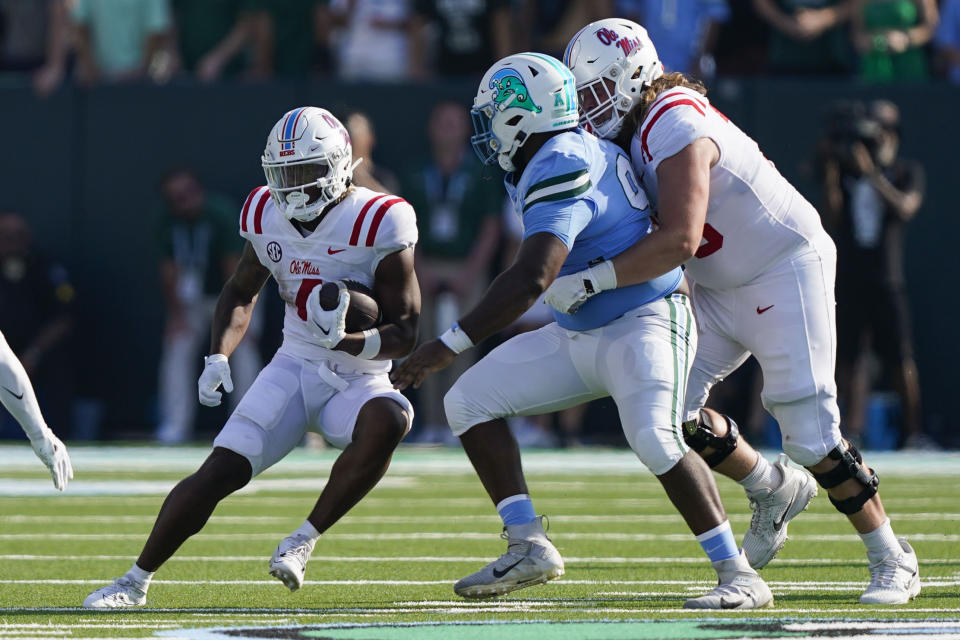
xmin=262 ymin=107 xmax=356 ymax=222
xmin=563 ymin=19 xmax=663 ymax=139
xmin=471 ymin=52 xmax=580 ymax=172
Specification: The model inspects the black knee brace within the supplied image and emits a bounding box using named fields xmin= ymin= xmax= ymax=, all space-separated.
xmin=682 ymin=410 xmax=739 ymax=468
xmin=811 ymin=441 xmax=879 ymax=515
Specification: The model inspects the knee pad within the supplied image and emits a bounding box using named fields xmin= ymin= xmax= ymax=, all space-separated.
xmin=627 ymin=424 xmax=687 ymax=477
xmin=811 ymin=441 xmax=879 ymax=515
xmin=682 ymin=409 xmax=739 ymax=468
xmin=443 ymin=383 xmax=490 ymax=437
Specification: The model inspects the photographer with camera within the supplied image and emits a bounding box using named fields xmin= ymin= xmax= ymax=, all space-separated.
xmin=820 ymin=99 xmax=932 ymax=450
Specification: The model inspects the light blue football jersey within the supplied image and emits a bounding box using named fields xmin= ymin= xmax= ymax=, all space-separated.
xmin=504 ymin=128 xmax=682 ymax=331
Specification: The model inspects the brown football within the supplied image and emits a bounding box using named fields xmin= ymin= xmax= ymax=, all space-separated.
xmin=317 ymin=280 xmax=380 ymax=332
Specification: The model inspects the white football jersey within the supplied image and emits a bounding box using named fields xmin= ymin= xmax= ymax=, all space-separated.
xmin=239 ymin=185 xmax=417 ymax=372
xmin=630 ymin=86 xmax=830 ymax=290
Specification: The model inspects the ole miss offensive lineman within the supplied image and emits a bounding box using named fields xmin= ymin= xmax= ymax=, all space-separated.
xmin=84 ymin=107 xmax=420 ymax=608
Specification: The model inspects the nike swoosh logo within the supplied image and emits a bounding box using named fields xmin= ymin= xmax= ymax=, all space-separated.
xmin=2 ymin=386 xmax=23 ymax=400
xmin=757 ymin=305 xmax=774 ymax=314
xmin=313 ymin=321 xmax=330 ymax=335
xmin=328 ymin=247 xmax=346 ymax=255
xmin=492 ymin=558 xmax=524 ymax=579
xmin=773 ymin=509 xmax=788 ymax=531
xmin=720 ymin=597 xmax=742 ymax=609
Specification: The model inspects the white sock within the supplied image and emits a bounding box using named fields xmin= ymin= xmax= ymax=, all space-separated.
xmin=860 ymin=518 xmax=900 ymax=561
xmin=739 ymin=454 xmax=782 ymax=494
xmin=294 ymin=520 xmax=321 ymax=542
xmin=126 ymin=564 xmax=153 ymax=591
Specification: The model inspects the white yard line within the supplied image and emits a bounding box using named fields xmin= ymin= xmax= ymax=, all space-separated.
xmin=2 ymin=554 xmax=958 ymax=566
xmin=2 ymin=578 xmax=958 ymax=587
xmin=2 ymin=532 xmax=957 ymax=542
xmin=4 ymin=512 xmax=960 ymax=524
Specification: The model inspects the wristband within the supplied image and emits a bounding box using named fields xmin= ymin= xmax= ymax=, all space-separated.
xmin=205 ymin=353 xmax=228 ymax=365
xmin=357 ymin=329 xmax=381 ymax=359
xmin=438 ymin=322 xmax=474 ymax=354
xmin=586 ymin=259 xmax=618 ymax=293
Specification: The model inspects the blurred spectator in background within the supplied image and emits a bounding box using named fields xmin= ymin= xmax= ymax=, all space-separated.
xmin=521 ymin=0 xmax=613 ymax=58
xmin=617 ymin=0 xmax=730 ymax=78
xmin=934 ymin=0 xmax=960 ymax=82
xmin=399 ymin=101 xmax=500 ymax=441
xmin=155 ymin=168 xmax=260 ymax=444
xmin=347 ymin=111 xmax=400 ymax=194
xmin=172 ymin=0 xmax=252 ymax=81
xmin=244 ymin=0 xmax=331 ymax=78
xmin=330 ymin=0 xmax=412 ymax=81
xmin=408 ymin=0 xmax=511 ymax=79
xmin=71 ymin=0 xmax=177 ymax=85
xmin=0 ymin=213 xmax=75 ymax=438
xmin=0 ymin=0 xmax=70 ymax=96
xmin=753 ymin=0 xmax=855 ymax=75
xmin=852 ymin=0 xmax=938 ymax=82
xmin=819 ymin=100 xmax=929 ymax=449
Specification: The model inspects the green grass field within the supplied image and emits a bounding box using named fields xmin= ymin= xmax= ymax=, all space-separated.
xmin=1 ymin=444 xmax=958 ymax=639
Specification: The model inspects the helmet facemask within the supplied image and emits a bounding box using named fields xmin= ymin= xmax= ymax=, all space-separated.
xmin=263 ymin=151 xmax=349 ymax=222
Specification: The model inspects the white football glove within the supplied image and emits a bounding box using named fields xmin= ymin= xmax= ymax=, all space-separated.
xmin=306 ymin=283 xmax=349 ymax=349
xmin=544 ymin=260 xmax=618 ymax=314
xmin=198 ymin=353 xmax=233 ymax=407
xmin=30 ymin=432 xmax=73 ymax=491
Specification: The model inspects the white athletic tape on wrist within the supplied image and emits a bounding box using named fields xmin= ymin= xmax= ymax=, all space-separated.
xmin=588 ymin=260 xmax=617 ymax=292
xmin=357 ymin=329 xmax=381 ymax=359
xmin=205 ymin=353 xmax=228 ymax=365
xmin=438 ymin=322 xmax=474 ymax=354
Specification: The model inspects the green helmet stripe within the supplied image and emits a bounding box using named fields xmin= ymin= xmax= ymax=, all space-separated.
xmin=525 ymin=52 xmax=577 ymax=117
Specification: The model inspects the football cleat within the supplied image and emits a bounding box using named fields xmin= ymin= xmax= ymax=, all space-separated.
xmin=683 ymin=550 xmax=773 ymax=610
xmin=82 ymin=576 xmax=147 ymax=609
xmin=860 ymin=538 xmax=921 ymax=604
xmin=454 ymin=516 xmax=564 ymax=599
xmin=742 ymin=453 xmax=818 ymax=568
xmin=269 ymin=532 xmax=316 ymax=592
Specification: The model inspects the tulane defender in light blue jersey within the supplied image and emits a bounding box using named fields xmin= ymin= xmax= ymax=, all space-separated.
xmin=505 ymin=124 xmax=681 ymax=331
xmin=392 ymin=52 xmax=771 ymax=608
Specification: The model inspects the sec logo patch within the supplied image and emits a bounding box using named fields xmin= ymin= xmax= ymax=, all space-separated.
xmin=267 ymin=241 xmax=282 ymax=263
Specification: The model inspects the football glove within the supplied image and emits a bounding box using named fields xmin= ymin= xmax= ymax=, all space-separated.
xmin=306 ymin=283 xmax=349 ymax=349
xmin=198 ymin=353 xmax=233 ymax=407
xmin=544 ymin=260 xmax=618 ymax=314
xmin=30 ymin=432 xmax=73 ymax=491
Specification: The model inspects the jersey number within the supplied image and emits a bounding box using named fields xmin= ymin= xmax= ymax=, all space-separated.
xmin=616 ymin=155 xmax=649 ymax=210
xmin=295 ymin=278 xmax=324 ymax=321
xmin=695 ymin=223 xmax=723 ymax=258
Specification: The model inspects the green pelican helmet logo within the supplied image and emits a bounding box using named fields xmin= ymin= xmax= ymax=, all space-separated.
xmin=490 ymin=68 xmax=542 ymax=114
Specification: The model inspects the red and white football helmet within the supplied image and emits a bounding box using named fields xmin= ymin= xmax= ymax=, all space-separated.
xmin=563 ymin=19 xmax=663 ymax=140
xmin=262 ymin=107 xmax=356 ymax=222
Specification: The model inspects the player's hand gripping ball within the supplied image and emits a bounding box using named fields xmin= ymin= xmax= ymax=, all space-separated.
xmin=307 ymin=281 xmax=380 ymax=348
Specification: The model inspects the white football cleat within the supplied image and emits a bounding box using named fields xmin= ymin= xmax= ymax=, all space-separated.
xmin=742 ymin=453 xmax=818 ymax=568
xmin=454 ymin=516 xmax=564 ymax=599
xmin=82 ymin=576 xmax=147 ymax=609
xmin=860 ymin=538 xmax=921 ymax=604
xmin=269 ymin=532 xmax=316 ymax=591
xmin=684 ymin=550 xmax=773 ymax=610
